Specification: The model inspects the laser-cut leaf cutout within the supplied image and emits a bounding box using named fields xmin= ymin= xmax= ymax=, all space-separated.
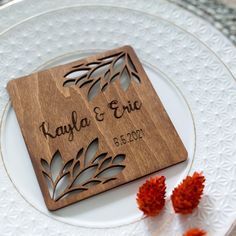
xmin=63 ymin=51 xmax=141 ymax=101
xmin=92 ymin=152 xmax=107 ymax=164
xmin=99 ymin=157 xmax=112 ymax=170
xmin=120 ymin=67 xmax=131 ymax=91
xmin=54 ymin=173 xmax=70 ymax=199
xmin=75 ymin=74 xmax=87 ymax=86
xmin=84 ymin=138 xmax=98 ymax=166
xmin=86 ymin=61 xmax=101 ymax=67
xmin=63 ymin=159 xmax=74 ymax=173
xmin=41 ymin=138 xmax=126 ymax=202
xmin=113 ymin=54 xmax=125 ymax=73
xmin=127 ymin=54 xmax=137 ymax=72
xmin=96 ymin=165 xmax=125 ymax=179
xmin=83 ymin=180 xmax=101 ymax=188
xmin=43 ymin=171 xmax=53 ymax=197
xmin=104 ymin=70 xmax=111 ymax=81
xmin=98 ymin=52 xmax=123 ymax=62
xmin=73 ymin=164 xmax=98 ymax=186
xmin=103 ymin=178 xmax=116 ymax=184
xmin=63 ymin=79 xmax=76 ymax=87
xmin=50 ymin=151 xmax=63 ymax=181
xmin=88 ymin=78 xmax=101 ymax=101
xmin=131 ymin=72 xmax=141 ymax=84
xmin=73 ymin=161 xmax=80 ymax=177
xmin=76 ymin=148 xmax=83 ymax=160
xmin=65 ymin=69 xmax=90 ymax=79
xmin=112 ymin=154 xmax=126 ymax=165
xmin=110 ymin=72 xmax=120 ymax=83
xmin=57 ymin=188 xmax=87 ymax=201
xmin=101 ymin=82 xmax=108 ymax=92
xmin=41 ymin=158 xmax=50 ymax=173
xmin=79 ymin=79 xmax=93 ymax=88
xmin=89 ymin=64 xmax=111 ymax=79
xmin=63 ymin=69 xmax=91 ymax=87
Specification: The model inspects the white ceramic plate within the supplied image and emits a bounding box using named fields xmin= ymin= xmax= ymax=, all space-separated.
xmin=0 ymin=1 xmax=235 ymax=236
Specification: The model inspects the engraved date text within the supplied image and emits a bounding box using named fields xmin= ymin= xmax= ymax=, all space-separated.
xmin=113 ymin=129 xmax=144 ymax=147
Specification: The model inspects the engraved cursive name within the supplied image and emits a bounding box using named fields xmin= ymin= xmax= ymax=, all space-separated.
xmin=108 ymin=99 xmax=142 ymax=119
xmin=39 ymin=111 xmax=90 ymax=142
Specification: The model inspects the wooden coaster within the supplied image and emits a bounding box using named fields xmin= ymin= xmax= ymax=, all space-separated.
xmin=7 ymin=46 xmax=187 ymax=210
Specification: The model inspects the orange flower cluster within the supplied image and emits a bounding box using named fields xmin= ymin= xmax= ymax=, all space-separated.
xmin=136 ymin=172 xmax=206 ymax=234
xmin=136 ymin=176 xmax=166 ymax=216
xmin=171 ymin=172 xmax=205 ymax=214
xmin=183 ymin=228 xmax=207 ymax=236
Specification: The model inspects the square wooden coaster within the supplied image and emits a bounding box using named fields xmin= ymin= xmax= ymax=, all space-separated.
xmin=7 ymin=46 xmax=187 ymax=210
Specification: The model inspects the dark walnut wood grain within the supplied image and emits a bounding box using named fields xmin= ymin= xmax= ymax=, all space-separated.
xmin=7 ymin=46 xmax=187 ymax=210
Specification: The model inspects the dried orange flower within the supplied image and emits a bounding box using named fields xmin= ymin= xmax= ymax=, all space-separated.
xmin=171 ymin=172 xmax=205 ymax=214
xmin=183 ymin=228 xmax=207 ymax=236
xmin=136 ymin=176 xmax=166 ymax=216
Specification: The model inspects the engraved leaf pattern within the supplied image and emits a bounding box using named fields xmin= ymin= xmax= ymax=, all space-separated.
xmin=63 ymin=51 xmax=141 ymax=101
xmin=41 ymin=138 xmax=126 ymax=201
